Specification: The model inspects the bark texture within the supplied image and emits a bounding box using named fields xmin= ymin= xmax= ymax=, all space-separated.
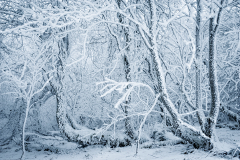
xmin=204 ymin=0 xmax=224 ymax=139
xmin=54 ymin=34 xmax=79 ymax=140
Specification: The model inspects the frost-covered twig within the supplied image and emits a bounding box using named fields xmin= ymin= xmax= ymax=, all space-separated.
xmin=97 ymin=78 xmax=155 ymax=100
xmin=136 ymin=93 xmax=160 ymax=155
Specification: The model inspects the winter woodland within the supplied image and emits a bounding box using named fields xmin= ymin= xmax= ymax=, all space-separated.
xmin=0 ymin=0 xmax=240 ymax=159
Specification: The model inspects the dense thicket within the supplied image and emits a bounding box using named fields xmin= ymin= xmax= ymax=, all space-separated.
xmin=0 ymin=0 xmax=240 ymax=159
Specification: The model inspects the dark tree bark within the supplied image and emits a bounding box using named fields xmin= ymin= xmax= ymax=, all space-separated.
xmin=116 ymin=0 xmax=135 ymax=142
xmin=204 ymin=0 xmax=224 ymax=139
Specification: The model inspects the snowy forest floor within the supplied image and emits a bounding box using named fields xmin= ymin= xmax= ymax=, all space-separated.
xmin=1 ymin=127 xmax=240 ymax=160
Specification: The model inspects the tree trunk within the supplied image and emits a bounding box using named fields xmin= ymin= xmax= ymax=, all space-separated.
xmin=56 ymin=91 xmax=83 ymax=141
xmin=195 ymin=0 xmax=206 ymax=133
xmin=116 ymin=0 xmax=135 ymax=141
xmin=54 ymin=35 xmax=91 ymax=141
xmin=50 ymin=0 xmax=87 ymax=141
xmin=204 ymin=18 xmax=219 ymax=138
xmin=20 ymin=99 xmax=30 ymax=160
xmin=146 ymin=0 xmax=211 ymax=148
xmin=204 ymin=0 xmax=224 ymax=139
xmin=55 ymin=34 xmax=79 ymax=140
xmin=123 ymin=49 xmax=135 ymax=141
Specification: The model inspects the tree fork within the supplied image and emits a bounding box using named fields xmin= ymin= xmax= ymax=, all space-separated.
xmin=146 ymin=0 xmax=211 ymax=148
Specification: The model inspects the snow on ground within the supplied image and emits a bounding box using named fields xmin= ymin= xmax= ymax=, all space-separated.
xmin=1 ymin=127 xmax=240 ymax=160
